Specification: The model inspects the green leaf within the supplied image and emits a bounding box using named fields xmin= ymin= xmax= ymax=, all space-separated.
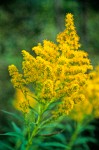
xmin=1 ymin=110 xmax=22 ymax=121
xmin=11 ymin=122 xmax=21 ymax=134
xmin=0 ymin=141 xmax=14 ymax=150
xmin=53 ymin=133 xmax=66 ymax=144
xmin=75 ymin=136 xmax=97 ymax=145
xmin=29 ymin=106 xmax=39 ymax=116
xmin=0 ymin=132 xmax=23 ymax=138
xmin=39 ymin=117 xmax=55 ymax=128
xmin=20 ymin=140 xmax=27 ymax=150
xmin=47 ymin=100 xmax=61 ymax=110
xmin=80 ymin=125 xmax=95 ymax=133
xmin=83 ymin=144 xmax=90 ymax=150
xmin=65 ymin=124 xmax=73 ymax=133
xmin=42 ymin=142 xmax=68 ymax=148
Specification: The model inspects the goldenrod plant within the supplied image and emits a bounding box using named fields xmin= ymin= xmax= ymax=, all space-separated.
xmin=8 ymin=13 xmax=92 ymax=116
xmin=1 ymin=13 xmax=97 ymax=150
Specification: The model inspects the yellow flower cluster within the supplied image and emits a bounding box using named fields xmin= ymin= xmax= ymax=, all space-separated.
xmin=13 ymin=89 xmax=36 ymax=113
xmin=69 ymin=66 xmax=99 ymax=122
xmin=57 ymin=13 xmax=80 ymax=50
xmin=8 ymin=13 xmax=92 ymax=115
xmin=86 ymin=66 xmax=99 ymax=118
xmin=8 ymin=65 xmax=27 ymax=93
xmin=69 ymin=100 xmax=93 ymax=122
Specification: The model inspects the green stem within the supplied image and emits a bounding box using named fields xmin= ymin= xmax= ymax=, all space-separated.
xmin=24 ymin=100 xmax=54 ymax=150
xmin=66 ymin=123 xmax=80 ymax=150
xmin=66 ymin=115 xmax=95 ymax=150
xmin=25 ymin=104 xmax=45 ymax=150
xmin=26 ymin=125 xmax=39 ymax=150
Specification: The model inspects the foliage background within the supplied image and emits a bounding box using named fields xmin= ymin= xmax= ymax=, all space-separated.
xmin=0 ymin=0 xmax=99 ymax=149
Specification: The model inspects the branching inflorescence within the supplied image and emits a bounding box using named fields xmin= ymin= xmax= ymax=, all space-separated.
xmin=8 ymin=13 xmax=93 ymax=117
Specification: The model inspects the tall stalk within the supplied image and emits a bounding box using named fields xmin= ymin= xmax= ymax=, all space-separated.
xmin=66 ymin=123 xmax=80 ymax=150
xmin=26 ymin=105 xmax=43 ymax=150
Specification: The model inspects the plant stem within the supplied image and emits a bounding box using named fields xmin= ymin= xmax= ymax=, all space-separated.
xmin=66 ymin=123 xmax=80 ymax=150
xmin=26 ymin=105 xmax=43 ymax=150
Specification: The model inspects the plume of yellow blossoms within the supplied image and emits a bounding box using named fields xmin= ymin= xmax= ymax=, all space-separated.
xmin=69 ymin=66 xmax=99 ymax=122
xmin=8 ymin=13 xmax=93 ymax=116
xmin=13 ymin=89 xmax=36 ymax=113
xmin=86 ymin=66 xmax=99 ymax=118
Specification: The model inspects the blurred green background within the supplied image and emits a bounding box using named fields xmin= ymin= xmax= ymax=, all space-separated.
xmin=0 ymin=0 xmax=99 ymax=149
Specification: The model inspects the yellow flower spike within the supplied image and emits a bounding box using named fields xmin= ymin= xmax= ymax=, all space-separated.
xmin=32 ymin=40 xmax=59 ymax=63
xmin=73 ymin=94 xmax=86 ymax=104
xmin=8 ymin=13 xmax=93 ymax=116
xmin=13 ymin=89 xmax=37 ymax=113
xmin=41 ymin=79 xmax=55 ymax=102
xmin=8 ymin=65 xmax=18 ymax=75
xmin=59 ymin=97 xmax=74 ymax=115
xmin=69 ymin=99 xmax=93 ymax=122
xmin=57 ymin=13 xmax=80 ymax=51
xmin=69 ymin=66 xmax=99 ymax=122
xmin=8 ymin=65 xmax=26 ymax=91
xmin=85 ymin=67 xmax=99 ymax=119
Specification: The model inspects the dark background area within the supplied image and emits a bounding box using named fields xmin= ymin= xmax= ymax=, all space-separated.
xmin=0 ymin=0 xmax=99 ymax=149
